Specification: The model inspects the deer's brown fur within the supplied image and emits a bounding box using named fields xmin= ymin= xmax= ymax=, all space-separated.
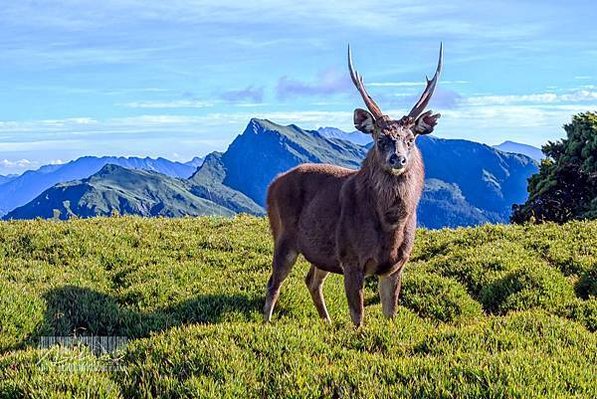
xmin=264 ymin=45 xmax=443 ymax=327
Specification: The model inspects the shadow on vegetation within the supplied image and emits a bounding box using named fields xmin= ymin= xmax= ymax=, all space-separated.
xmin=40 ymin=285 xmax=263 ymax=340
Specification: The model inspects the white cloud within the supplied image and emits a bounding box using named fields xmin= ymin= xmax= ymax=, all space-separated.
xmin=276 ymin=68 xmax=350 ymax=100
xmin=464 ymin=89 xmax=597 ymax=106
xmin=0 ymin=1 xmax=555 ymax=43
xmin=48 ymin=159 xmax=65 ymax=165
xmin=121 ymin=100 xmax=214 ymax=109
xmin=0 ymin=112 xmax=353 ymax=146
xmin=0 ymin=99 xmax=592 ymax=152
xmin=0 ymin=158 xmax=66 ymax=174
xmin=0 ymin=89 xmax=594 ymax=167
xmin=432 ymin=104 xmax=594 ymax=146
xmin=0 ymin=159 xmax=34 ymax=168
xmin=0 ymin=118 xmax=99 ymax=133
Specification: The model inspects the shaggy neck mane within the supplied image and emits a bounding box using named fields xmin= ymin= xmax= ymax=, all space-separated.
xmin=356 ymin=147 xmax=423 ymax=215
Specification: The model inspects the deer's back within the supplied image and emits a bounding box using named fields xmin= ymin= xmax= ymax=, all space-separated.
xmin=266 ymin=163 xmax=356 ymax=271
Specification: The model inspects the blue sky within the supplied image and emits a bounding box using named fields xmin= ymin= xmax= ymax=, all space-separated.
xmin=0 ymin=0 xmax=596 ymax=174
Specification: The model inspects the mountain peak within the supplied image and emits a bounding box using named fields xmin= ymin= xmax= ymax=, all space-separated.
xmin=219 ymin=119 xmax=368 ymax=206
xmin=95 ymin=163 xmax=129 ymax=176
xmin=246 ymin=118 xmax=291 ymax=135
xmin=248 ymin=117 xmax=271 ymax=128
xmin=99 ymin=163 xmax=122 ymax=172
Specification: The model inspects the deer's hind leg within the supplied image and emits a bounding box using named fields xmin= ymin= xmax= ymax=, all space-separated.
xmin=264 ymin=237 xmax=298 ymax=322
xmin=305 ymin=264 xmax=331 ymax=322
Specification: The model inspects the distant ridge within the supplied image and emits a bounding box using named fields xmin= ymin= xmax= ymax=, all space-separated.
xmin=189 ymin=152 xmax=264 ymax=215
xmin=185 ymin=156 xmax=204 ymax=168
xmin=5 ymin=164 xmax=229 ymax=220
xmin=0 ymin=156 xmax=203 ymax=215
xmin=0 ymin=174 xmax=18 ymax=186
xmin=417 ymin=136 xmax=538 ymax=225
xmin=317 ymin=126 xmax=372 ymax=146
xmin=494 ymin=141 xmax=543 ymax=162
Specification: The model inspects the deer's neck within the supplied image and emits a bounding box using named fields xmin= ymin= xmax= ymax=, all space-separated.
xmin=357 ymin=148 xmax=423 ymax=217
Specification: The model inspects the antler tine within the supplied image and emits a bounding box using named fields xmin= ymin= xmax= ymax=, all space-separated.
xmin=348 ymin=45 xmax=384 ymax=118
xmin=408 ymin=42 xmax=443 ymax=119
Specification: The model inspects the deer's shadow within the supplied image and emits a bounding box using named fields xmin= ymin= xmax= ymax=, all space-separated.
xmin=37 ymin=285 xmax=263 ymax=340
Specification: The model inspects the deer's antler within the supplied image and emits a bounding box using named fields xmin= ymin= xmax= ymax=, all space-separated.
xmin=408 ymin=43 xmax=443 ymax=119
xmin=348 ymin=45 xmax=384 ymax=119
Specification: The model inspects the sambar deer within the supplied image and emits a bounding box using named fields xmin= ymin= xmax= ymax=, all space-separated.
xmin=264 ymin=44 xmax=443 ymax=327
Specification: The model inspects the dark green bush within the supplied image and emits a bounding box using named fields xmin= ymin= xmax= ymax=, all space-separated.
xmin=480 ymin=263 xmax=576 ymax=314
xmin=400 ymin=272 xmax=483 ymax=323
xmin=0 ymin=347 xmax=121 ymax=398
xmin=512 ymin=112 xmax=597 ymax=224
xmin=565 ymin=298 xmax=597 ymax=332
xmin=576 ymin=266 xmax=597 ymax=299
xmin=112 ymin=311 xmax=597 ymax=399
xmin=0 ymin=282 xmax=44 ymax=352
xmin=419 ymin=239 xmax=533 ymax=297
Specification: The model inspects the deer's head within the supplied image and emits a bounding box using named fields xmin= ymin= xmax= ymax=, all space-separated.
xmin=349 ymin=44 xmax=443 ymax=175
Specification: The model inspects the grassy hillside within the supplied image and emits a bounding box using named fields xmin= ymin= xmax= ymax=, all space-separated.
xmin=0 ymin=217 xmax=595 ymax=398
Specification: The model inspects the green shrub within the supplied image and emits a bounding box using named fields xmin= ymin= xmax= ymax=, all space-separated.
xmin=480 ymin=263 xmax=576 ymax=314
xmin=0 ymin=347 xmax=122 ymax=398
xmin=400 ymin=272 xmax=483 ymax=324
xmin=576 ymin=266 xmax=597 ymax=299
xmin=419 ymin=239 xmax=533 ymax=297
xmin=113 ymin=311 xmax=597 ymax=398
xmin=0 ymin=282 xmax=45 ymax=352
xmin=42 ymin=285 xmax=132 ymax=337
xmin=565 ymin=298 xmax=597 ymax=332
xmin=518 ymin=221 xmax=597 ymax=276
xmin=415 ymin=310 xmax=596 ymax=357
xmin=412 ymin=223 xmax=522 ymax=263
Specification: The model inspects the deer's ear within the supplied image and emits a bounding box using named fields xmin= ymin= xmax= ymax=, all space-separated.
xmin=414 ymin=110 xmax=441 ymax=135
xmin=353 ymin=108 xmax=375 ymax=134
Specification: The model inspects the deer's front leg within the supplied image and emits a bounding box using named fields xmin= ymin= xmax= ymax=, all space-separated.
xmin=378 ymin=269 xmax=403 ymax=318
xmin=343 ymin=267 xmax=365 ymax=328
xmin=379 ymin=215 xmax=415 ymax=318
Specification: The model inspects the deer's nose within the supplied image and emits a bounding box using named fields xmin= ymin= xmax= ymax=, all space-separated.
xmin=389 ymin=154 xmax=407 ymax=168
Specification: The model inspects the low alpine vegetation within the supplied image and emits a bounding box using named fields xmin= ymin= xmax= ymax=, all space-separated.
xmin=0 ymin=216 xmax=595 ymax=398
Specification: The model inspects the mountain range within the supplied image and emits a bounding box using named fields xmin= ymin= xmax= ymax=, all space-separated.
xmin=3 ymin=119 xmax=539 ymax=228
xmin=0 ymin=174 xmax=18 ymax=186
xmin=493 ymin=141 xmax=544 ymax=161
xmin=317 ymin=126 xmax=372 ymax=146
xmin=8 ymin=164 xmax=231 ymax=220
xmin=0 ymin=156 xmax=202 ymax=216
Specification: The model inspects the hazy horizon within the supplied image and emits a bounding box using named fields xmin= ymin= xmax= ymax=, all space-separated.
xmin=1 ymin=1 xmax=595 ymax=174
